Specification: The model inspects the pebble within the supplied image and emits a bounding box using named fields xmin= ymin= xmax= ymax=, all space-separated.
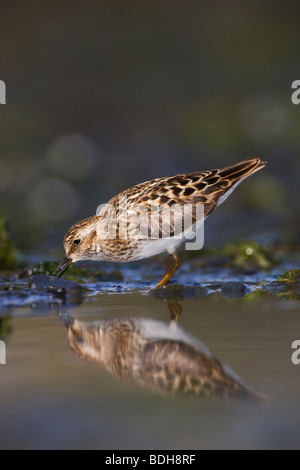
xmin=221 ymin=282 xmax=248 ymax=299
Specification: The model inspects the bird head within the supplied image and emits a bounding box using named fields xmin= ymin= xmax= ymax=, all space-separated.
xmin=52 ymin=216 xmax=100 ymax=277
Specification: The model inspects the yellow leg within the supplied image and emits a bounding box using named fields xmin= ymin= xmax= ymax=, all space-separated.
xmin=168 ymin=302 xmax=182 ymax=322
xmin=156 ymin=252 xmax=181 ymax=288
xmin=164 ymin=254 xmax=173 ymax=276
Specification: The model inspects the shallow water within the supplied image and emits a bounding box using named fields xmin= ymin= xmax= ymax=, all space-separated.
xmin=1 ymin=264 xmax=300 ymax=449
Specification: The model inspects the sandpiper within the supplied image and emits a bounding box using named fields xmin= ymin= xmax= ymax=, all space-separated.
xmin=64 ymin=311 xmax=268 ymax=405
xmin=53 ymin=158 xmax=266 ymax=286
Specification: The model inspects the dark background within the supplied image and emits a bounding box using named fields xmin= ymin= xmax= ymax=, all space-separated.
xmin=1 ymin=1 xmax=300 ymax=256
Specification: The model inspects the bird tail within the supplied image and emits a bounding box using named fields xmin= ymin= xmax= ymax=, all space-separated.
xmin=208 ymin=157 xmax=266 ymax=212
xmin=218 ymin=157 xmax=266 ymax=181
xmin=234 ymin=387 xmax=270 ymax=408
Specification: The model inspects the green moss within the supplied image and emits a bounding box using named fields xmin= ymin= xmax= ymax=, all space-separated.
xmin=30 ymin=261 xmax=58 ymax=276
xmin=241 ymin=290 xmax=271 ymax=302
xmin=181 ymin=247 xmax=211 ymax=263
xmin=277 ymin=282 xmax=300 ymax=300
xmin=278 ymin=269 xmax=300 ymax=282
xmin=0 ymin=210 xmax=16 ymax=269
xmin=272 ymin=271 xmax=300 ymax=299
xmin=0 ymin=318 xmax=12 ymax=342
xmin=183 ymin=239 xmax=277 ymax=272
xmin=277 ymin=280 xmax=300 ymax=300
xmin=222 ymin=239 xmax=276 ymax=271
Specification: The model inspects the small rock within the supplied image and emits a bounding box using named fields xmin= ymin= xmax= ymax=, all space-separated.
xmin=181 ymin=285 xmax=208 ymax=299
xmin=151 ymin=284 xmax=183 ymax=301
xmin=47 ymin=285 xmax=67 ymax=298
xmin=29 ymin=275 xmax=81 ymax=290
xmin=221 ymin=282 xmax=248 ymax=299
xmin=29 ymin=275 xmax=86 ymax=306
xmin=151 ymin=283 xmax=208 ymax=301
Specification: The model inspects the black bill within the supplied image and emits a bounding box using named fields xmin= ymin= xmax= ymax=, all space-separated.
xmin=52 ymin=256 xmax=73 ymax=277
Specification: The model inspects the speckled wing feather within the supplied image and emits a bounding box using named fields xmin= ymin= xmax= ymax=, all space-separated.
xmin=110 ymin=157 xmax=265 ymax=212
xmin=106 ymin=157 xmax=265 ymax=239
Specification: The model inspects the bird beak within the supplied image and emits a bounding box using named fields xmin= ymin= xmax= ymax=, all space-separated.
xmin=52 ymin=256 xmax=73 ymax=277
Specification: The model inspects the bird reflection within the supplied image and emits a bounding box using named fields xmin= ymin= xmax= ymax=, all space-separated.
xmin=61 ymin=304 xmax=268 ymax=406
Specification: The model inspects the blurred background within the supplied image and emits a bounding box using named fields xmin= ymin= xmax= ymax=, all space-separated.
xmin=1 ymin=0 xmax=300 ymax=256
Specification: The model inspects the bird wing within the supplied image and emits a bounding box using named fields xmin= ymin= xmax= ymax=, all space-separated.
xmin=106 ymin=158 xmax=265 ymax=240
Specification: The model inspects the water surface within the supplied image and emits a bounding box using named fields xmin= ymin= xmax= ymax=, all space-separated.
xmin=1 ymin=277 xmax=299 ymax=450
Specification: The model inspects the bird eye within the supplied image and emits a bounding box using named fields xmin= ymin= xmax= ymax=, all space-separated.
xmin=73 ymin=239 xmax=81 ymax=245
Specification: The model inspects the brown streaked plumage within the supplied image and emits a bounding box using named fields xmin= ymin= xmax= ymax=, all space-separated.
xmin=63 ymin=311 xmax=268 ymax=406
xmin=53 ymin=158 xmax=266 ymax=286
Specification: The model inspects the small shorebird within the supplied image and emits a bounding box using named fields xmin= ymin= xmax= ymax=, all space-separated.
xmin=63 ymin=310 xmax=268 ymax=405
xmin=53 ymin=158 xmax=266 ymax=286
